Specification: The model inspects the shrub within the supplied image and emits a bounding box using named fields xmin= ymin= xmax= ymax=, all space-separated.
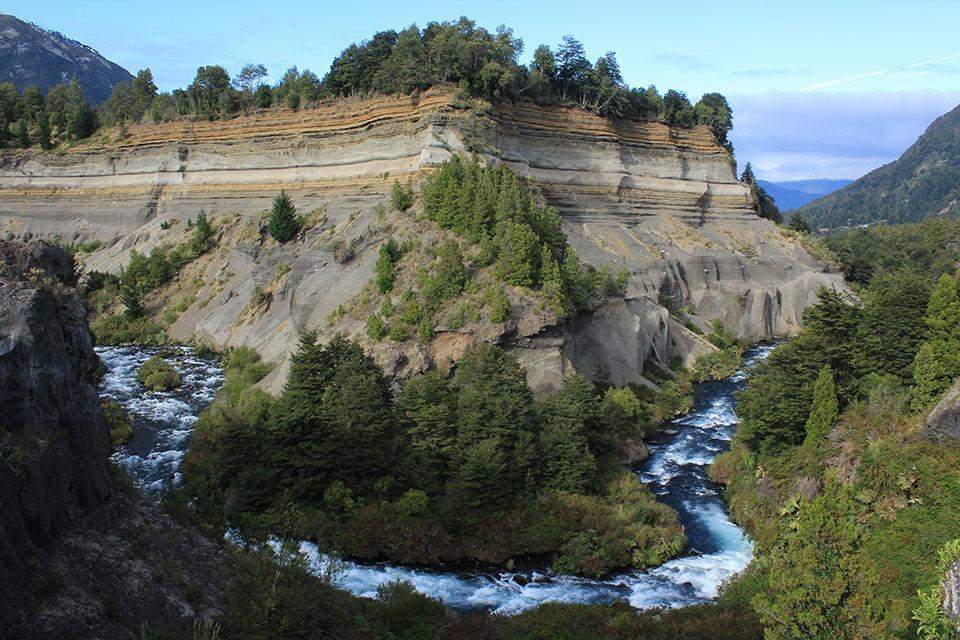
xmin=137 ymin=355 xmax=182 ymax=391
xmin=91 ymin=314 xmax=165 ymax=346
xmin=396 ymin=490 xmax=429 ymax=518
xmin=366 ymin=315 xmax=387 ymax=341
xmin=390 ymin=180 xmax=414 ymax=212
xmin=101 ymin=400 xmax=133 ymax=447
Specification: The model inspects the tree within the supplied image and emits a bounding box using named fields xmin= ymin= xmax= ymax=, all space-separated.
xmin=803 ymin=366 xmax=838 ymax=446
xmin=659 ymin=90 xmax=696 ymax=127
xmin=453 ymin=344 xmax=534 ymax=496
xmin=555 ymin=36 xmax=590 ymax=98
xmin=695 ymin=92 xmax=733 ymax=146
xmin=36 ymin=112 xmax=51 ymax=150
xmin=911 ymin=273 xmax=960 ymax=408
xmin=537 ymin=375 xmax=598 ymax=493
xmin=16 ymin=118 xmax=29 ymax=148
xmin=255 ymin=84 xmax=273 ymax=108
xmin=269 ymin=191 xmax=300 ymax=243
xmin=375 ymin=239 xmax=401 ymax=293
xmin=21 ymin=85 xmax=44 ymax=123
xmin=540 ymin=244 xmax=565 ymax=314
xmin=67 ymin=102 xmax=98 ymax=139
xmin=121 ymin=271 xmax=143 ymax=318
xmin=912 ymin=340 xmax=960 ymax=409
xmin=852 ymin=271 xmax=930 ymax=387
xmin=787 ymin=212 xmax=812 ymax=234
xmin=398 ymin=370 xmax=457 ymax=492
xmin=923 ymin=273 xmax=960 ymax=343
xmin=189 ymin=65 xmax=232 ymax=117
xmin=233 ymin=63 xmax=268 ymax=92
xmin=740 ymin=162 xmax=782 ymax=224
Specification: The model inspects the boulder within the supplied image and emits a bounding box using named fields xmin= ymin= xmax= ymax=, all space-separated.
xmin=922 ymin=377 xmax=960 ymax=442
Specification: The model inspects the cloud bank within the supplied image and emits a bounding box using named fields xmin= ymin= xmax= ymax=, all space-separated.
xmin=728 ymin=90 xmax=960 ymax=181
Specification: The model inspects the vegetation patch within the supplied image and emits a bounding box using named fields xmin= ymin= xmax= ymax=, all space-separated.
xmin=180 ymin=335 xmax=682 ymax=577
xmin=137 ymin=355 xmax=181 ymax=391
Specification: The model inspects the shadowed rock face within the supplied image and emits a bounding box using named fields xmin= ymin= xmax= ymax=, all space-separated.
xmin=0 ymin=240 xmax=114 ymax=625
xmin=923 ymin=377 xmax=960 ymax=442
xmin=0 ymin=89 xmax=846 ymax=389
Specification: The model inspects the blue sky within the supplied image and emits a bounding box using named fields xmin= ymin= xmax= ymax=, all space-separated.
xmin=7 ymin=0 xmax=960 ymax=180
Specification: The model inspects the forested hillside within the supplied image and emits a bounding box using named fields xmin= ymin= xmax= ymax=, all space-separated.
xmin=799 ymin=103 xmax=960 ymax=229
xmin=710 ymin=217 xmax=960 ymax=638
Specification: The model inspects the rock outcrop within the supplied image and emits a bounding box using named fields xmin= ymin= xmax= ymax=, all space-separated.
xmin=922 ymin=377 xmax=960 ymax=442
xmin=0 ymin=89 xmax=845 ymax=388
xmin=0 ymin=240 xmax=231 ymax=638
xmin=0 ymin=240 xmax=115 ymax=626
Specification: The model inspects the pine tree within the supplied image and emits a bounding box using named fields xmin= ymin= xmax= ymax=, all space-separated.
xmin=804 ymin=365 xmax=838 ymax=446
xmin=269 ymin=191 xmax=300 ymax=243
xmin=121 ymin=272 xmax=143 ymax=318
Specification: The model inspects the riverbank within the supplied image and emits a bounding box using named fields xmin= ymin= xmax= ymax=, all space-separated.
xmin=95 ymin=341 xmax=773 ymax=613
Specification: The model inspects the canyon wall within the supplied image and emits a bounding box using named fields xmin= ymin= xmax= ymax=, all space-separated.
xmin=0 ymin=88 xmax=846 ymax=389
xmin=0 ymin=241 xmax=115 ymax=627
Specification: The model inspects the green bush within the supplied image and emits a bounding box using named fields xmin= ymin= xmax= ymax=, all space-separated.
xmin=137 ymin=355 xmax=182 ymax=391
xmin=90 ymin=314 xmax=165 ymax=346
xmin=101 ymin=400 xmax=132 ymax=447
xmin=390 ymin=181 xmax=414 ymax=212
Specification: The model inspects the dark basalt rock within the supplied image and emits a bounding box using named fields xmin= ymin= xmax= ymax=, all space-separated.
xmin=0 ymin=240 xmax=114 ymax=627
xmin=922 ymin=377 xmax=960 ymax=442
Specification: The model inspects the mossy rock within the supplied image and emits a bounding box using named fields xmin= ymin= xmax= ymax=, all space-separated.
xmin=136 ymin=355 xmax=181 ymax=391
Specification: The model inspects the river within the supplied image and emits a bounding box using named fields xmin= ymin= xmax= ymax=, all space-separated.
xmin=96 ymin=342 xmax=775 ymax=615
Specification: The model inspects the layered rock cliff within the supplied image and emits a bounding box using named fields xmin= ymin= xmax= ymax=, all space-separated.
xmin=0 ymin=88 xmax=845 ymax=389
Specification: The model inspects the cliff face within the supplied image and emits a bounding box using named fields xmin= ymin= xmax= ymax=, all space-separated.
xmin=0 ymin=240 xmax=114 ymax=625
xmin=0 ymin=89 xmax=845 ymax=389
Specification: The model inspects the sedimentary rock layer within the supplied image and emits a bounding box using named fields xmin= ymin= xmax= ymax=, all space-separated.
xmin=0 ymin=88 xmax=845 ymax=388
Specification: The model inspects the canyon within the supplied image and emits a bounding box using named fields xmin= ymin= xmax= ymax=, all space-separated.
xmin=0 ymin=88 xmax=844 ymax=389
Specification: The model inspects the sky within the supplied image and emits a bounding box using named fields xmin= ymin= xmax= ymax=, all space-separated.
xmin=6 ymin=0 xmax=960 ymax=181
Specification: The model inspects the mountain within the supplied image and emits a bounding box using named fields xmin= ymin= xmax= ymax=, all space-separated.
xmin=757 ymin=179 xmax=852 ymax=212
xmin=798 ymin=103 xmax=960 ymax=229
xmin=0 ymin=13 xmax=133 ymax=104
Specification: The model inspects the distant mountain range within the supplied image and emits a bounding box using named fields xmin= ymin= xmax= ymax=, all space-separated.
xmin=0 ymin=13 xmax=133 ymax=104
xmin=798 ymin=102 xmax=960 ymax=229
xmin=757 ymin=179 xmax=853 ymax=212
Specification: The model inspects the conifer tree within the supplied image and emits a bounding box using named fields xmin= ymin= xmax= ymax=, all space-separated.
xmin=269 ymin=190 xmax=300 ymax=243
xmin=804 ymin=365 xmax=838 ymax=446
xmin=924 ymin=273 xmax=960 ymax=343
xmin=37 ymin=113 xmax=51 ymax=150
xmin=121 ymin=272 xmax=143 ymax=318
xmin=912 ymin=273 xmax=960 ymax=408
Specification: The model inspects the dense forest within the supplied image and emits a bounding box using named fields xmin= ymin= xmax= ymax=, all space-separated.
xmin=0 ymin=17 xmax=733 ymax=151
xmin=708 ymin=217 xmax=960 ymax=638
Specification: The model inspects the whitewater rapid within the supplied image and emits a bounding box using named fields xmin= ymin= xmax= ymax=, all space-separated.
xmin=96 ymin=345 xmax=224 ymax=494
xmin=97 ymin=343 xmax=775 ymax=614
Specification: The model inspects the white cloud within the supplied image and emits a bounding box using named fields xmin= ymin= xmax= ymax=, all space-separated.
xmin=728 ymin=90 xmax=960 ymax=181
